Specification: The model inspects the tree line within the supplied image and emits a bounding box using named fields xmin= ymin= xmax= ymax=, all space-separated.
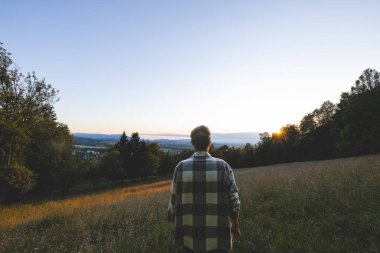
xmin=1 ymin=42 xmax=379 ymax=204
xmin=0 ymin=43 xmax=76 ymax=204
xmin=0 ymin=43 xmax=189 ymax=204
xmin=83 ymin=67 xmax=380 ymax=185
xmin=207 ymin=68 xmax=380 ymax=168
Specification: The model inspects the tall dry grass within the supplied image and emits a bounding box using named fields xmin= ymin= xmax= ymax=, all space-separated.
xmin=0 ymin=180 xmax=173 ymax=252
xmin=235 ymin=154 xmax=380 ymax=253
xmin=1 ymin=154 xmax=379 ymax=252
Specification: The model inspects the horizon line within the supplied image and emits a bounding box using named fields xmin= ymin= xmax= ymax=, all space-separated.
xmin=72 ymin=131 xmax=262 ymax=136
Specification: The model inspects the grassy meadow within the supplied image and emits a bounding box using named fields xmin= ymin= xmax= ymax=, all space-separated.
xmin=1 ymin=154 xmax=379 ymax=253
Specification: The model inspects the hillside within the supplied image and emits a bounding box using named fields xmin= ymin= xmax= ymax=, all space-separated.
xmin=0 ymin=154 xmax=379 ymax=252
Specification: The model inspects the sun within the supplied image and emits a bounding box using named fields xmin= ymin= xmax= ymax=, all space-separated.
xmin=272 ymin=129 xmax=283 ymax=138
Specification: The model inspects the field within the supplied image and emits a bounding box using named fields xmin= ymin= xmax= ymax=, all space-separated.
xmin=1 ymin=154 xmax=379 ymax=253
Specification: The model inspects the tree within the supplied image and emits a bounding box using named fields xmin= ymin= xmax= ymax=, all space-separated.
xmin=109 ymin=132 xmax=162 ymax=180
xmin=0 ymin=43 xmax=36 ymax=203
xmin=98 ymin=148 xmax=125 ymax=182
xmin=279 ymin=124 xmax=300 ymax=145
xmin=0 ymin=42 xmax=73 ymax=203
xmin=116 ymin=131 xmax=128 ymax=154
xmin=128 ymin=132 xmax=142 ymax=179
xmin=253 ymin=132 xmax=273 ymax=165
xmin=139 ymin=142 xmax=161 ymax=180
xmin=115 ymin=131 xmax=129 ymax=178
xmin=158 ymin=151 xmax=176 ymax=175
xmin=351 ymin=68 xmax=380 ymax=94
xmin=23 ymin=118 xmax=75 ymax=192
xmin=300 ymin=101 xmax=337 ymax=134
xmin=242 ymin=143 xmax=254 ymax=167
xmin=146 ymin=143 xmax=161 ymax=175
xmin=334 ymin=70 xmax=380 ymax=155
xmin=299 ymin=113 xmax=317 ymax=134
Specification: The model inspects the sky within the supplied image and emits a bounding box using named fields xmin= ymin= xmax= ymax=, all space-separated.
xmin=2 ymin=0 xmax=380 ymax=135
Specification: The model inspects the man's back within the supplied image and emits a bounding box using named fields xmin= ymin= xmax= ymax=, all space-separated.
xmin=168 ymin=151 xmax=240 ymax=252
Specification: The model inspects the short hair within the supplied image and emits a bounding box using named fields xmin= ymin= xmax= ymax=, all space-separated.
xmin=190 ymin=125 xmax=211 ymax=151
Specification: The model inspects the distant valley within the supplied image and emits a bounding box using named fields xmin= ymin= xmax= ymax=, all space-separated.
xmin=73 ymin=132 xmax=260 ymax=157
xmin=73 ymin=132 xmax=260 ymax=145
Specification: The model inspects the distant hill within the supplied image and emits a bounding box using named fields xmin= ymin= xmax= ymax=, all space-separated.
xmin=73 ymin=133 xmax=120 ymax=140
xmin=211 ymin=132 xmax=260 ymax=144
xmin=73 ymin=132 xmax=260 ymax=145
xmin=72 ymin=136 xmax=116 ymax=147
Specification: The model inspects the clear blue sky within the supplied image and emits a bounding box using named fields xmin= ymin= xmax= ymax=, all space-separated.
xmin=2 ymin=0 xmax=380 ymax=135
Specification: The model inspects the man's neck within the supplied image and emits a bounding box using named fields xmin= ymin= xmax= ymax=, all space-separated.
xmin=194 ymin=150 xmax=208 ymax=156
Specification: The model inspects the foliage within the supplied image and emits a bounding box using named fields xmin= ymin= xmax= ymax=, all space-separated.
xmin=0 ymin=42 xmax=75 ymax=203
xmin=0 ymin=162 xmax=36 ymax=193
xmin=98 ymin=132 xmax=163 ymax=182
xmin=300 ymin=101 xmax=337 ymax=134
xmin=234 ymin=68 xmax=380 ymax=167
xmin=335 ymin=86 xmax=380 ymax=156
xmin=351 ymin=68 xmax=380 ymax=94
xmin=98 ymin=148 xmax=125 ymax=181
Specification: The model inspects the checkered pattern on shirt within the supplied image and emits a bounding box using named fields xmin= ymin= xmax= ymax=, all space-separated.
xmin=168 ymin=152 xmax=240 ymax=252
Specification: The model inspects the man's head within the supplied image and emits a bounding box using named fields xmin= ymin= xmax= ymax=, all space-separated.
xmin=190 ymin=125 xmax=211 ymax=151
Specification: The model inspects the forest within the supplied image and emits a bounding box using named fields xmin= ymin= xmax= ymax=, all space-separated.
xmin=1 ymin=42 xmax=380 ymax=204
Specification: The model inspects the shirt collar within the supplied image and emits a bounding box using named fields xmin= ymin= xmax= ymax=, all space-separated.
xmin=192 ymin=151 xmax=211 ymax=157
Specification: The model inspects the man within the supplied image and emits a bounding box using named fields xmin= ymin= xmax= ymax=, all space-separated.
xmin=168 ymin=125 xmax=241 ymax=253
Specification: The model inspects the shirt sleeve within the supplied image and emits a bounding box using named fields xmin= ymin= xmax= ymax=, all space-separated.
xmin=225 ymin=162 xmax=240 ymax=219
xmin=167 ymin=163 xmax=179 ymax=223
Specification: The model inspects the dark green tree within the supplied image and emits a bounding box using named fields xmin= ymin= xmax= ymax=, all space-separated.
xmin=127 ymin=132 xmax=141 ymax=179
xmin=300 ymin=101 xmax=337 ymax=134
xmin=158 ymin=151 xmax=175 ymax=175
xmin=115 ymin=131 xmax=129 ymax=179
xmin=98 ymin=148 xmax=125 ymax=182
xmin=334 ymin=69 xmax=380 ymax=155
xmin=0 ymin=42 xmax=74 ymax=203
xmin=0 ymin=43 xmax=35 ymax=203
xmin=242 ymin=143 xmax=255 ymax=167
xmin=351 ymin=68 xmax=380 ymax=94
xmin=141 ymin=142 xmax=161 ymax=179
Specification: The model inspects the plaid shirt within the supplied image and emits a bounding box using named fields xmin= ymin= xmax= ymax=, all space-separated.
xmin=168 ymin=151 xmax=240 ymax=252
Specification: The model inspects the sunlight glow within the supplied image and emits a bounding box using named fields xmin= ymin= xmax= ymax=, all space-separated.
xmin=272 ymin=130 xmax=283 ymax=138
